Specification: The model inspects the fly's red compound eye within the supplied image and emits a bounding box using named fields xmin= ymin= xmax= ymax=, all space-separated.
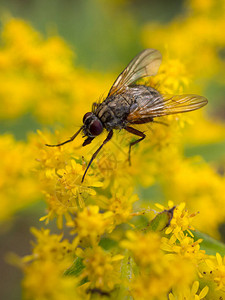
xmin=89 ymin=120 xmax=103 ymax=136
xmin=83 ymin=112 xmax=92 ymax=123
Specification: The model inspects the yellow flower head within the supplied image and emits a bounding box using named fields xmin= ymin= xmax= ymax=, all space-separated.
xmin=57 ymin=160 xmax=103 ymax=208
xmin=76 ymin=246 xmax=123 ymax=291
xmin=161 ymin=233 xmax=205 ymax=261
xmin=130 ymin=254 xmax=196 ymax=299
xmin=71 ymin=206 xmax=114 ymax=247
xmin=169 ymin=280 xmax=209 ymax=300
xmin=23 ymin=260 xmax=80 ymax=300
xmin=205 ymin=253 xmax=225 ymax=291
xmin=121 ymin=230 xmax=162 ymax=267
xmin=99 ymin=183 xmax=139 ymax=225
xmin=20 ymin=228 xmax=79 ymax=300
xmin=24 ymin=228 xmax=73 ymax=265
xmin=156 ymin=202 xmax=197 ymax=239
xmin=0 ymin=134 xmax=40 ymax=222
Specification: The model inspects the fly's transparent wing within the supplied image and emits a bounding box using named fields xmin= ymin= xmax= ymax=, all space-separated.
xmin=108 ymin=49 xmax=162 ymax=97
xmin=127 ymin=94 xmax=208 ymax=122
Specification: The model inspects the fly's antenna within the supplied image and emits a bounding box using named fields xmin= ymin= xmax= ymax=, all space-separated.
xmin=45 ymin=126 xmax=84 ymax=147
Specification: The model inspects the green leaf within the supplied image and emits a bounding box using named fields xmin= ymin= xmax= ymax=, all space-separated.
xmin=99 ymin=237 xmax=118 ymax=250
xmin=193 ymin=230 xmax=225 ymax=256
xmin=117 ymin=250 xmax=136 ymax=300
xmin=64 ymin=257 xmax=84 ymax=277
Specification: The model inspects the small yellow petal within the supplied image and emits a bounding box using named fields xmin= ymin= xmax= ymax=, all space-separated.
xmin=199 ymin=286 xmax=209 ymax=299
xmin=191 ymin=281 xmax=199 ymax=295
xmin=216 ymin=253 xmax=222 ymax=265
xmin=111 ymin=254 xmax=124 ymax=261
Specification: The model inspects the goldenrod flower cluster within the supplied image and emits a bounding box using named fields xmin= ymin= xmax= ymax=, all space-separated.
xmin=1 ymin=1 xmax=225 ymax=298
xmin=142 ymin=0 xmax=225 ymax=95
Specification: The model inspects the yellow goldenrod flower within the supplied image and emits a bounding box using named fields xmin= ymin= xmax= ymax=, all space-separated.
xmin=121 ymin=231 xmax=162 ymax=267
xmin=98 ymin=183 xmax=139 ymax=225
xmin=23 ymin=228 xmax=73 ymax=265
xmin=19 ymin=228 xmax=79 ymax=300
xmin=169 ymin=280 xmax=209 ymax=300
xmin=129 ymin=254 xmax=195 ymax=300
xmin=23 ymin=260 xmax=81 ymax=300
xmin=161 ymin=233 xmax=205 ymax=261
xmin=142 ymin=0 xmax=225 ymax=87
xmin=76 ymin=246 xmax=123 ymax=291
xmin=0 ymin=134 xmax=40 ymax=222
xmin=71 ymin=206 xmax=114 ymax=247
xmin=205 ymin=253 xmax=225 ymax=291
xmin=57 ymin=160 xmax=103 ymax=208
xmin=156 ymin=202 xmax=197 ymax=239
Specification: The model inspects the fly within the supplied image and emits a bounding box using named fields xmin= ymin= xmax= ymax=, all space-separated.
xmin=46 ymin=49 xmax=208 ymax=182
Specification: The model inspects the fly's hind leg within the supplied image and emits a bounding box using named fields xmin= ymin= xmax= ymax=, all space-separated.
xmin=125 ymin=126 xmax=146 ymax=165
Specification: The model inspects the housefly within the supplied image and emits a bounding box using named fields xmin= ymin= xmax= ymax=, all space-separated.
xmin=46 ymin=49 xmax=208 ymax=182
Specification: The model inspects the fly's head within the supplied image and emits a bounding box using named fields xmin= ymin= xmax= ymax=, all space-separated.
xmin=82 ymin=112 xmax=103 ymax=146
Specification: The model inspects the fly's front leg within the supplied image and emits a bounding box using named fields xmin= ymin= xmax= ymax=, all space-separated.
xmin=45 ymin=126 xmax=83 ymax=147
xmin=81 ymin=130 xmax=113 ymax=183
xmin=125 ymin=126 xmax=146 ymax=165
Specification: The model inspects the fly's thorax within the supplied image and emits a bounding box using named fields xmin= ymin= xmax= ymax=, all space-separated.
xmin=95 ymin=94 xmax=132 ymax=130
xmin=93 ymin=86 xmax=162 ymax=131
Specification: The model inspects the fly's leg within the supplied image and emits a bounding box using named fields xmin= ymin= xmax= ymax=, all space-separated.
xmin=125 ymin=126 xmax=146 ymax=165
xmin=45 ymin=126 xmax=83 ymax=147
xmin=81 ymin=130 xmax=113 ymax=183
xmin=152 ymin=120 xmax=168 ymax=126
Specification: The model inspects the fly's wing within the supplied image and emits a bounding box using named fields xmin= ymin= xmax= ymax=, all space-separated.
xmin=107 ymin=49 xmax=162 ymax=97
xmin=127 ymin=94 xmax=208 ymax=122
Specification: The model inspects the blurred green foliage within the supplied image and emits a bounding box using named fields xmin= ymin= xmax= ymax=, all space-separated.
xmin=0 ymin=0 xmax=183 ymax=72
